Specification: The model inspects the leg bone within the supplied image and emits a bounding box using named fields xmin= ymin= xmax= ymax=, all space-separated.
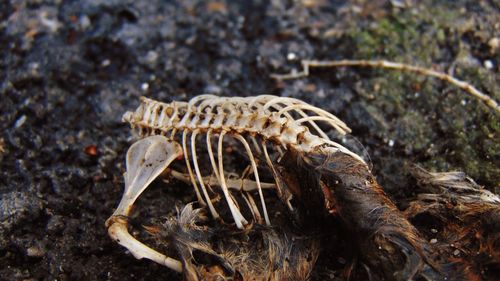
xmin=105 ymin=135 xmax=183 ymax=272
xmin=169 ymin=169 xmax=276 ymax=192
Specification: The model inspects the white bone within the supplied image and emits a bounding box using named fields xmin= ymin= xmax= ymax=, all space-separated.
xmin=188 ymin=94 xmax=215 ymax=108
xmin=242 ymin=191 xmax=263 ymax=223
xmin=250 ymin=136 xmax=262 ymax=155
xmin=149 ymin=103 xmax=160 ymax=128
xmin=108 ymin=219 xmax=182 ymax=272
xmin=287 ymin=108 xmax=330 ymax=140
xmin=110 ymin=135 xmax=182 ymax=217
xmin=112 ymin=95 xmax=372 ymax=273
xmin=218 ymin=130 xmax=248 ymax=228
xmin=106 ymin=135 xmax=184 ymax=272
xmin=322 ymin=139 xmax=367 ymax=164
xmin=234 ymin=134 xmax=270 ymax=225
xmin=206 ymin=129 xmax=221 ymax=182
xmin=276 ymin=104 xmax=350 ymax=135
xmin=248 ymin=95 xmax=332 ymax=140
xmin=167 ymin=102 xmax=180 ymax=127
xmin=169 ymin=169 xmax=276 ymax=192
xmin=157 ymin=104 xmax=168 ymax=127
xmin=250 ymin=96 xmax=332 ymax=141
xmin=182 ymin=130 xmax=204 ymax=204
xmin=125 ymin=95 xmax=361 ymax=161
xmin=191 ymin=129 xmax=219 ymax=219
xmin=169 ymin=128 xmax=177 ymax=140
xmin=142 ymin=101 xmax=154 ymax=127
xmin=262 ymin=141 xmax=294 ymax=211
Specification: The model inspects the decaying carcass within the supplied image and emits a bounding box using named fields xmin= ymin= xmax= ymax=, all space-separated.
xmin=105 ymin=95 xmax=498 ymax=280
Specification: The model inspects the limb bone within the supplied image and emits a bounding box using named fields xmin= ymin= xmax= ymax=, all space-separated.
xmin=169 ymin=170 xmax=276 ymax=192
xmin=105 ymin=135 xmax=183 ymax=272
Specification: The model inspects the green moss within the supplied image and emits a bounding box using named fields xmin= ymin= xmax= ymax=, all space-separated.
xmin=339 ymin=0 xmax=500 ymax=189
xmin=350 ymin=16 xmax=434 ymax=62
xmin=346 ymin=1 xmax=467 ymax=64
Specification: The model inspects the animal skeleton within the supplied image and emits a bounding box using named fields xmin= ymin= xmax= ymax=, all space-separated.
xmin=105 ymin=58 xmax=499 ymax=279
xmin=105 ymin=95 xmax=364 ymax=273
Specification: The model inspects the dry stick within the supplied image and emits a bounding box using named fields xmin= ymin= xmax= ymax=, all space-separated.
xmin=271 ymin=59 xmax=500 ymax=113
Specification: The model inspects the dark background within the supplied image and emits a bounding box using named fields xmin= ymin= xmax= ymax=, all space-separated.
xmin=1 ymin=0 xmax=499 ymax=280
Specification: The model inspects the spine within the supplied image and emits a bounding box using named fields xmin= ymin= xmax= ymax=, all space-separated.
xmin=123 ymin=97 xmax=327 ymax=152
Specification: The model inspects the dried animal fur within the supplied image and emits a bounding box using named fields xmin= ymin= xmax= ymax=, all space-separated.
xmin=275 ymin=150 xmax=443 ymax=280
xmin=404 ymin=166 xmax=500 ymax=280
xmin=124 ymin=149 xmax=498 ymax=281
xmin=150 ymin=203 xmax=320 ymax=281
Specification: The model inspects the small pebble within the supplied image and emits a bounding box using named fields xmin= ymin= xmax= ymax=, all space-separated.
xmin=204 ymin=84 xmax=222 ymax=94
xmin=287 ymin=52 xmax=297 ymax=60
xmin=453 ymin=249 xmax=460 ymax=256
xmin=40 ymin=11 xmax=61 ymax=33
xmin=430 ymin=228 xmax=438 ymax=233
xmin=145 ymin=51 xmax=158 ymax=64
xmin=28 ymin=62 xmax=40 ymax=72
xmin=484 ymin=60 xmax=493 ymax=70
xmin=488 ymin=37 xmax=499 ymax=51
xmin=14 ymin=115 xmax=27 ymax=128
xmin=141 ymin=83 xmax=149 ymax=91
xmin=390 ymin=0 xmax=406 ymax=8
xmin=430 ymin=238 xmax=438 ymax=244
xmin=84 ymin=144 xmax=98 ymax=156
xmin=79 ymin=15 xmax=91 ymax=30
xmin=27 ymin=246 xmax=45 ymax=257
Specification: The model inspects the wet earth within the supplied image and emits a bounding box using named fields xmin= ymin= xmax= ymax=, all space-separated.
xmin=1 ymin=0 xmax=499 ymax=280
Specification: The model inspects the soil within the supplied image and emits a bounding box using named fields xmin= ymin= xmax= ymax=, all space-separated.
xmin=1 ymin=0 xmax=498 ymax=280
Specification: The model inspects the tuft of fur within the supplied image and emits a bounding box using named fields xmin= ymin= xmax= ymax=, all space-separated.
xmin=153 ymin=203 xmax=320 ymax=281
xmin=404 ymin=166 xmax=500 ymax=280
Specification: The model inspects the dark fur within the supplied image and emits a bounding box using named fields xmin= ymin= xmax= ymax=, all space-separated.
xmin=404 ymin=167 xmax=500 ymax=280
xmin=154 ymin=203 xmax=320 ymax=281
xmin=144 ymin=151 xmax=498 ymax=280
xmin=276 ymin=149 xmax=442 ymax=280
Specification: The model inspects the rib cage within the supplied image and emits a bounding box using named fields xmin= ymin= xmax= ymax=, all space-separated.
xmin=121 ymin=95 xmax=366 ymax=229
xmin=106 ymin=95 xmax=367 ymax=274
xmin=124 ymin=95 xmax=362 ymax=159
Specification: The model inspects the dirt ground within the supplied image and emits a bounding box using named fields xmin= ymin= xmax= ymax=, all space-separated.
xmin=1 ymin=0 xmax=498 ymax=280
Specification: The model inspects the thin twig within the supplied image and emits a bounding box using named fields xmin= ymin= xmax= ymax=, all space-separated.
xmin=271 ymin=59 xmax=500 ymax=113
